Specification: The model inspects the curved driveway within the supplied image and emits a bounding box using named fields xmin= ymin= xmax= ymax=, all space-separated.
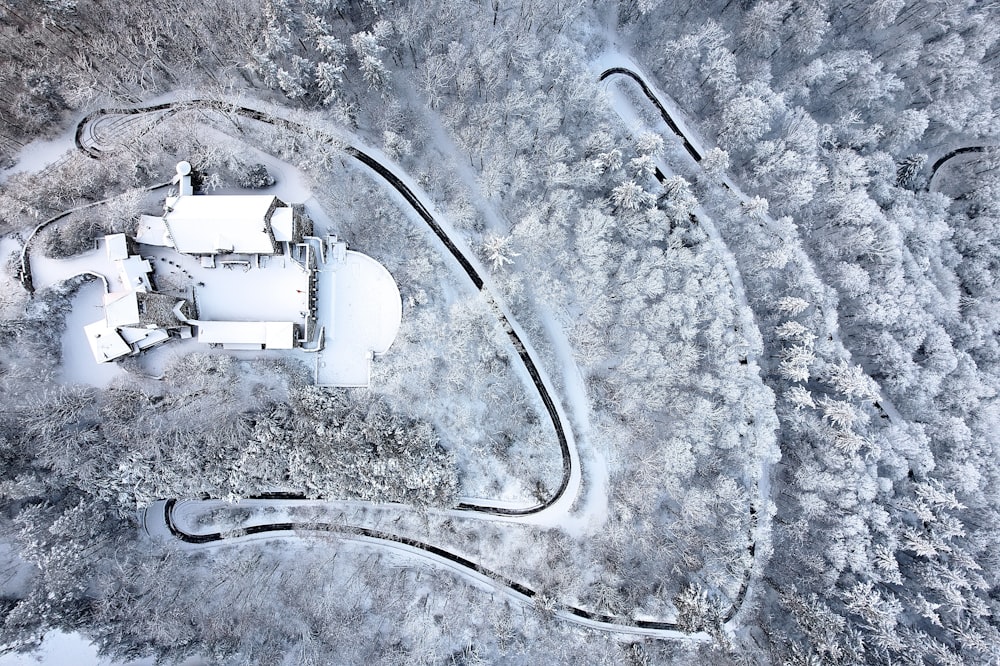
xmin=73 ymin=72 xmax=764 ymax=636
xmin=76 ymin=99 xmax=574 ymax=518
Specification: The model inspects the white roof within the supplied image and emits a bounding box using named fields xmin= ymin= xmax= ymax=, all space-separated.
xmin=103 ymin=291 xmax=140 ymax=328
xmin=162 ymin=195 xmax=281 ymax=255
xmin=105 ymin=234 xmax=129 ymax=261
xmin=133 ymin=328 xmax=170 ymax=350
xmin=119 ymin=326 xmax=158 ymax=344
xmin=270 ymin=206 xmax=295 ymax=243
xmin=194 ymin=320 xmax=295 ymax=349
xmin=84 ymin=321 xmax=132 ymax=362
xmin=117 ymin=256 xmax=152 ymax=292
xmin=136 ymin=215 xmax=174 ymax=248
xmin=313 ymin=249 xmax=402 ymax=387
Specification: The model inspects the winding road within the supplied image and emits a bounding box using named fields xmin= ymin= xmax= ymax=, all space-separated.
xmin=157 ymin=499 xmax=707 ymax=639
xmin=75 ymin=99 xmax=575 ymax=518
xmin=599 ymin=67 xmax=703 ymax=163
xmin=50 ymin=60 xmax=776 ymax=638
xmin=599 ymin=57 xmax=776 ymax=625
xmin=926 ymin=144 xmax=997 ymax=192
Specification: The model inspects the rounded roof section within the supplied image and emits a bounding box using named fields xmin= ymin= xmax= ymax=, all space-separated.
xmin=344 ymin=249 xmax=401 ymax=356
xmin=313 ymin=247 xmax=401 ymax=387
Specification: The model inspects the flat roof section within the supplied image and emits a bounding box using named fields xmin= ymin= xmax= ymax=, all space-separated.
xmin=141 ymin=245 xmax=310 ymax=324
xmin=118 ymin=256 xmax=153 ymax=291
xmin=105 ymin=233 xmax=129 ymax=261
xmin=194 ymin=320 xmax=295 ymax=349
xmin=103 ymin=291 xmax=140 ymax=328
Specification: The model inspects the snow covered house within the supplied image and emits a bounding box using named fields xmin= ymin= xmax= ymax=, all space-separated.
xmin=80 ymin=161 xmax=402 ymax=387
xmin=135 ymin=161 xmax=311 ymax=256
xmin=83 ymin=234 xmax=194 ymax=363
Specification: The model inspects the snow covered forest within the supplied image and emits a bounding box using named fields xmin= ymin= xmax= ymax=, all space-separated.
xmin=0 ymin=0 xmax=999 ymax=663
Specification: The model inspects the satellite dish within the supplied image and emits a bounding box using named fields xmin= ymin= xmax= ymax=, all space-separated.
xmin=176 ymin=161 xmax=192 ymax=176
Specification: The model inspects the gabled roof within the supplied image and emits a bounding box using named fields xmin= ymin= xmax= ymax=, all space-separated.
xmin=160 ymin=195 xmax=280 ymax=255
xmin=270 ymin=206 xmax=296 ymax=243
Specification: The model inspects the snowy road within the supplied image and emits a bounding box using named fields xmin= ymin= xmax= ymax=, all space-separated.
xmin=65 ymin=69 xmax=779 ymax=638
xmin=150 ymin=499 xmax=709 ymax=641
xmin=72 ymin=98 xmax=580 ymax=519
xmin=597 ymin=55 xmax=774 ymax=626
xmin=927 ymin=144 xmax=997 ymax=192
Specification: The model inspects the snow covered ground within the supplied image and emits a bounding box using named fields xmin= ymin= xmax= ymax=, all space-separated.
xmin=60 ymin=278 xmax=126 ymax=386
xmin=0 ymin=630 xmax=205 ymax=666
xmin=29 ymin=240 xmax=121 ymax=292
xmin=0 ymin=123 xmax=80 ymax=184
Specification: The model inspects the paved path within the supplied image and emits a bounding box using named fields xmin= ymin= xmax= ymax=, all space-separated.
xmin=155 ymin=499 xmax=708 ymax=640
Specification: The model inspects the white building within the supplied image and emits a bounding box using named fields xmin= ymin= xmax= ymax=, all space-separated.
xmin=136 ymin=162 xmax=309 ymax=256
xmin=82 ymin=161 xmax=402 ymax=387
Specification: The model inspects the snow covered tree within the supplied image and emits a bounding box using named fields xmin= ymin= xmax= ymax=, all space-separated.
xmin=824 ymin=361 xmax=881 ymax=403
xmin=482 ymin=233 xmax=519 ymax=271
xmin=737 ymin=0 xmax=789 ymax=57
xmin=895 ymin=153 xmax=926 ymax=189
xmin=351 ymin=21 xmax=393 ymax=91
xmin=673 ymin=582 xmax=720 ymax=634
xmin=700 ymin=147 xmax=731 ymax=177
xmin=776 ymin=296 xmax=810 ymax=316
xmin=780 ymin=344 xmax=815 ymax=383
xmin=315 ymin=36 xmax=347 ymax=105
xmin=719 ymin=82 xmax=784 ymax=152
xmin=610 ymin=180 xmax=654 ymax=211
xmin=786 ymin=385 xmax=816 ymax=410
xmin=742 ymin=195 xmax=770 ymax=220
